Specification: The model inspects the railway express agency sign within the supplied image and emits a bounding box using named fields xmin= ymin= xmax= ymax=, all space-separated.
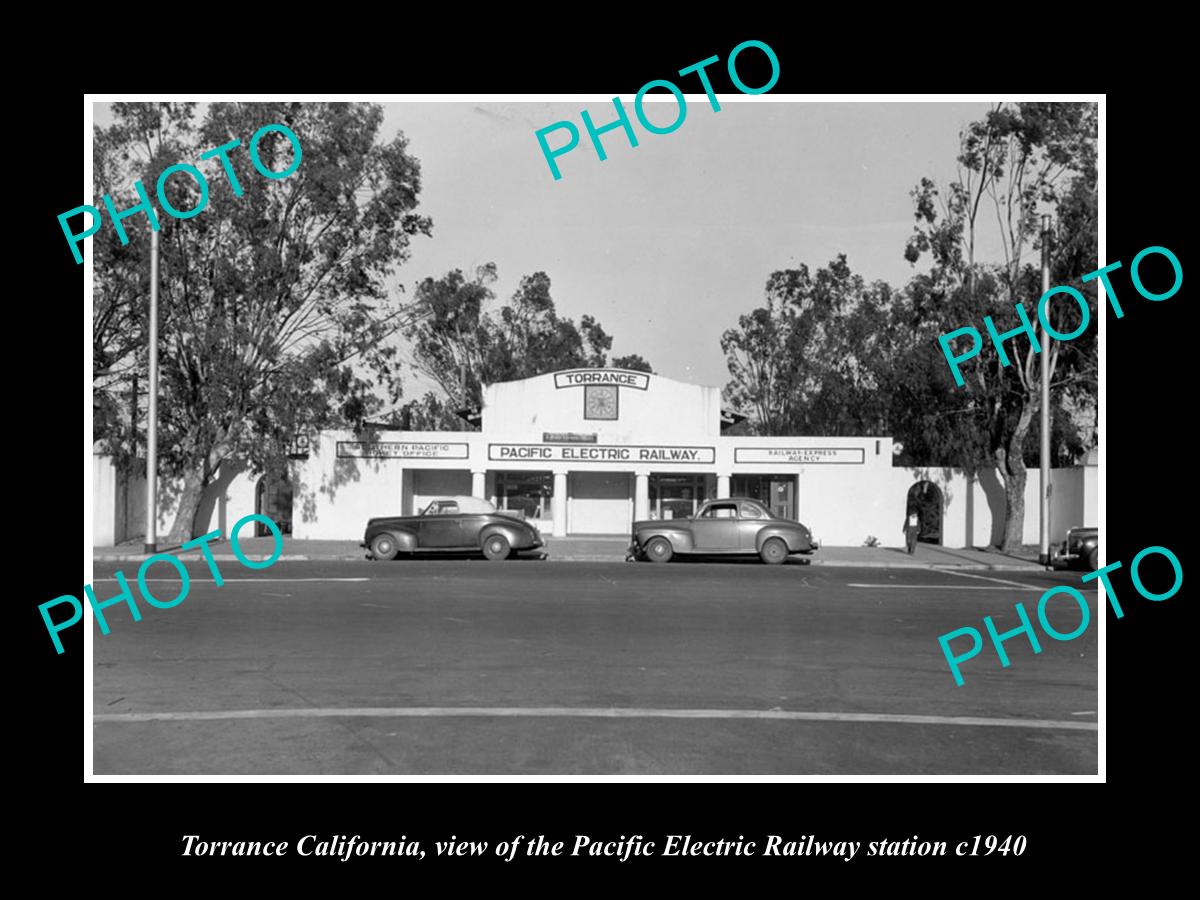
xmin=734 ymin=447 xmax=866 ymax=464
xmin=490 ymin=443 xmax=715 ymax=463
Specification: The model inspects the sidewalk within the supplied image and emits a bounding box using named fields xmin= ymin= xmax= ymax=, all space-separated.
xmin=813 ymin=544 xmax=1043 ymax=571
xmin=92 ymin=536 xmax=1046 ymax=570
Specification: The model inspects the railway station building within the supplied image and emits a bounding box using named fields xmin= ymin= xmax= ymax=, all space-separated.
xmin=93 ymin=368 xmax=1098 ymax=549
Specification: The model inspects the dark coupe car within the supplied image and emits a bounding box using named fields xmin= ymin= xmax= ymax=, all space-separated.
xmin=628 ymin=497 xmax=817 ymax=565
xmin=1052 ymin=525 xmax=1098 ymax=571
xmin=362 ymin=495 xmax=545 ymax=561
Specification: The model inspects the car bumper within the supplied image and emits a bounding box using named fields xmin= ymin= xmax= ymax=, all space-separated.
xmin=1052 ymin=550 xmax=1080 ymax=569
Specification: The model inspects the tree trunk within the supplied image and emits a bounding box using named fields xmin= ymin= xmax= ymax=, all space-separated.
xmin=998 ymin=398 xmax=1036 ymax=551
xmin=167 ymin=434 xmax=234 ymax=544
xmin=166 ymin=469 xmax=206 ymax=545
xmin=1000 ymin=464 xmax=1026 ymax=551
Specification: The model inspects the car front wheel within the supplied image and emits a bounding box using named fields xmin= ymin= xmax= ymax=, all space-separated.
xmin=760 ymin=537 xmax=788 ymax=565
xmin=645 ymin=537 xmax=673 ymax=563
xmin=1086 ymin=546 xmax=1098 ymax=572
xmin=370 ymin=534 xmax=399 ymax=561
xmin=482 ymin=534 xmax=511 ymax=561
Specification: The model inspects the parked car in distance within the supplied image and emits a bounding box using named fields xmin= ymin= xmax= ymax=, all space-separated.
xmin=362 ymin=495 xmax=545 ymax=561
xmin=1052 ymin=525 xmax=1098 ymax=571
xmin=628 ymin=497 xmax=818 ymax=565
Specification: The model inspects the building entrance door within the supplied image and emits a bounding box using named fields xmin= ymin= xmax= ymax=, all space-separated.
xmin=255 ymin=473 xmax=293 ymax=535
xmin=768 ymin=479 xmax=794 ymax=519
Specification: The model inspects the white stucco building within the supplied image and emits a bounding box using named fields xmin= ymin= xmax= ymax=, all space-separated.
xmin=93 ymin=367 xmax=1098 ymax=549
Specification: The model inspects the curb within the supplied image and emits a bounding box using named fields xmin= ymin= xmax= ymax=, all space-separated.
xmin=92 ymin=554 xmax=338 ymax=563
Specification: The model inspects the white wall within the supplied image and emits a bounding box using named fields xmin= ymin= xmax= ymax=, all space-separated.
xmin=793 ymin=456 xmax=909 ymax=548
xmin=292 ymin=433 xmax=405 ymax=540
xmin=92 ymin=457 xmax=280 ymax=547
xmin=1083 ymin=463 xmax=1098 ymax=527
xmin=96 ymin=463 xmax=178 ymax=545
xmin=865 ymin=466 xmax=1096 ymax=551
xmin=218 ymin=467 xmax=260 ymax=537
xmin=93 ymin=455 xmax=118 ymax=546
xmin=484 ymin=369 xmax=721 ymax=440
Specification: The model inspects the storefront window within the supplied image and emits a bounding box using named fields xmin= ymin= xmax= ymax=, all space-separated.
xmin=732 ymin=475 xmax=796 ymax=520
xmin=649 ymin=475 xmax=707 ymax=520
xmin=496 ymin=472 xmax=553 ymax=519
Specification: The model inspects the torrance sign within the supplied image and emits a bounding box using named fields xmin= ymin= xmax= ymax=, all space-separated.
xmin=554 ymin=370 xmax=650 ymax=390
xmin=490 ymin=444 xmax=714 ymax=463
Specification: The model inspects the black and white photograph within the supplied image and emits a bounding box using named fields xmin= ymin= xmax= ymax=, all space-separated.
xmin=78 ymin=91 xmax=1109 ymax=778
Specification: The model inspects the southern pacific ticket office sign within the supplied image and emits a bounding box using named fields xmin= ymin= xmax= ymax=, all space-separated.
xmin=338 ymin=441 xmax=469 ymax=459
xmin=490 ymin=444 xmax=715 ymax=463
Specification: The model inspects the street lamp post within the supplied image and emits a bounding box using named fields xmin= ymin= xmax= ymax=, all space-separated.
xmin=1038 ymin=215 xmax=1052 ymax=566
xmin=144 ymin=229 xmax=159 ymax=555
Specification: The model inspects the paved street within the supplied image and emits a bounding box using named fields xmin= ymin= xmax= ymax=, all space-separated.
xmin=91 ymin=558 xmax=1098 ymax=775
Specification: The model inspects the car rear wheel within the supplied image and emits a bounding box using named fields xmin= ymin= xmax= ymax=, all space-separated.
xmin=645 ymin=537 xmax=673 ymax=563
xmin=370 ymin=534 xmax=399 ymax=561
xmin=482 ymin=534 xmax=511 ymax=561
xmin=1086 ymin=546 xmax=1098 ymax=572
xmin=760 ymin=537 xmax=788 ymax=565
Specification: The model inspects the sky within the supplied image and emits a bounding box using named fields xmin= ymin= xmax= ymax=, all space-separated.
xmin=375 ymin=100 xmax=995 ymax=389
xmin=94 ymin=99 xmax=997 ymax=392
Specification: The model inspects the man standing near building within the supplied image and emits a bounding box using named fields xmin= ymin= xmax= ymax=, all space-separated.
xmin=903 ymin=509 xmax=921 ymax=555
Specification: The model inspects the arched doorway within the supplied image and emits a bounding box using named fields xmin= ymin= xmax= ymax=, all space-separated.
xmin=906 ymin=481 xmax=943 ymax=545
xmin=255 ymin=472 xmax=293 ymax=536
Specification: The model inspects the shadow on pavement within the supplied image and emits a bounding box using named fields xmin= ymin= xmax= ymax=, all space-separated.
xmin=369 ymin=551 xmax=550 ymax=563
xmin=631 ymin=555 xmax=813 ymax=567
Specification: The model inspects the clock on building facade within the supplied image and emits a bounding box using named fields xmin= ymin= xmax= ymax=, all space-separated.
xmin=583 ymin=384 xmax=619 ymax=420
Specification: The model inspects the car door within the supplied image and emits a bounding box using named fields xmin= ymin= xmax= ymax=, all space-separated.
xmin=736 ymin=502 xmax=768 ymax=549
xmin=418 ymin=502 xmax=467 ymax=548
xmin=691 ymin=502 xmax=741 ymax=550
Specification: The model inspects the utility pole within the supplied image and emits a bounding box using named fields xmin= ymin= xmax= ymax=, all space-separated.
xmin=1038 ymin=214 xmax=1052 ymax=566
xmin=129 ymin=370 xmax=138 ymax=542
xmin=129 ymin=371 xmax=138 ymax=458
xmin=145 ymin=230 xmax=159 ymax=555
